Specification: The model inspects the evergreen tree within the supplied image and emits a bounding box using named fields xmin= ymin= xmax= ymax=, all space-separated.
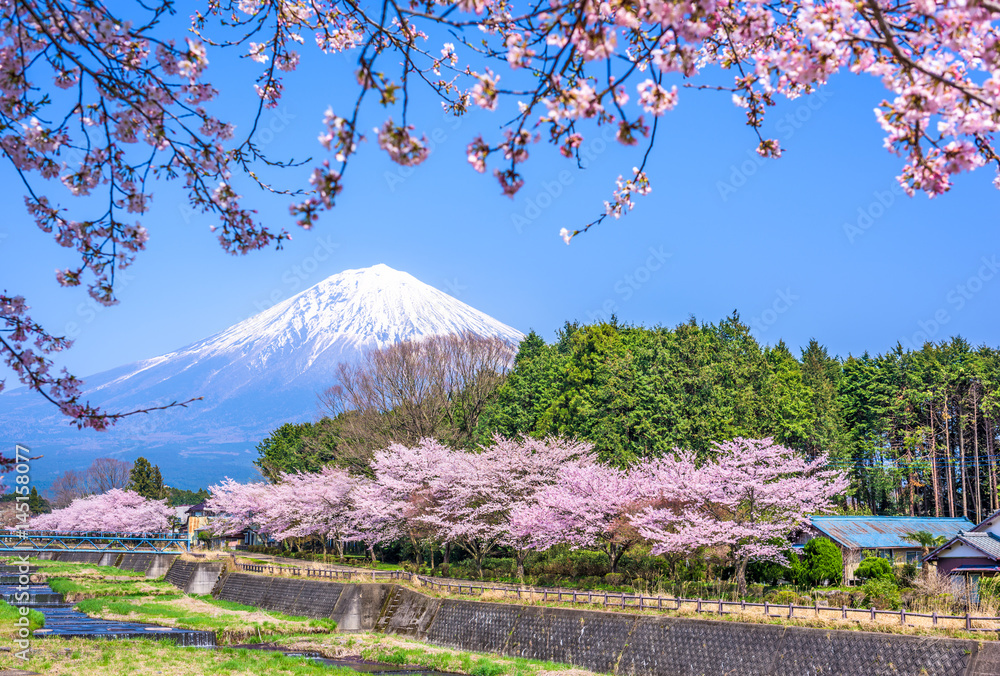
xmin=128 ymin=457 xmax=165 ymax=499
xmin=27 ymin=487 xmax=50 ymax=514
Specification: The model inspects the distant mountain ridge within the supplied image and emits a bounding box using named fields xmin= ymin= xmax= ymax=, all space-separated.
xmin=0 ymin=264 xmax=523 ymax=489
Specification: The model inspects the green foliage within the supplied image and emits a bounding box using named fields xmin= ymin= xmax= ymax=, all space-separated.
xmin=977 ymin=576 xmax=1000 ymax=607
xmin=0 ymin=600 xmax=45 ymax=634
xmin=166 ymin=486 xmax=210 ymax=506
xmin=801 ymin=538 xmax=843 ymax=586
xmin=479 ymin=316 xmax=850 ymax=468
xmin=254 ymin=417 xmax=346 ymax=481
xmin=27 ymin=486 xmax=50 ymax=514
xmin=861 ymin=578 xmax=902 ymax=610
xmin=128 ymin=457 xmax=165 ymax=499
xmin=855 ymin=556 xmax=895 ymax=582
xmin=765 ymin=590 xmax=803 ymax=605
xmin=895 ymin=563 xmax=918 ymax=587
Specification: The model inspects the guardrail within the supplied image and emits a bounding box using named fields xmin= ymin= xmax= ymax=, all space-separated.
xmin=0 ymin=530 xmax=189 ymax=553
xmin=233 ymin=562 xmax=1000 ymax=633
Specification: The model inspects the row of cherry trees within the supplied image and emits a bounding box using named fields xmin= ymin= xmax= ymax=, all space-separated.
xmin=27 ymin=488 xmax=173 ymax=533
xmin=208 ymin=436 xmax=847 ymax=595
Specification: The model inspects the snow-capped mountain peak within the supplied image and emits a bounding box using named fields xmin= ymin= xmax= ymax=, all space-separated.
xmin=0 ymin=264 xmax=523 ymax=488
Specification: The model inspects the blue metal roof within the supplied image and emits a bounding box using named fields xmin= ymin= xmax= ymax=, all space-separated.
xmin=809 ymin=515 xmax=975 ymax=550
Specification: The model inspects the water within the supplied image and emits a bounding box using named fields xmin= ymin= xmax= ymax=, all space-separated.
xmin=0 ymin=571 xmax=216 ymax=647
xmin=2 ymin=566 xmax=453 ymax=674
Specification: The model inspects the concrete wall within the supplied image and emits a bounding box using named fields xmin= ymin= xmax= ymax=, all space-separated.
xmin=214 ymin=572 xmax=391 ymax=626
xmin=15 ymin=549 xmax=177 ymax=576
xmin=211 ymin=574 xmax=1000 ymax=676
xmin=164 ymin=560 xmax=224 ymax=595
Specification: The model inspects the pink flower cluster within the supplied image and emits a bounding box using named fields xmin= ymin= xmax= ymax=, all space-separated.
xmin=29 ymin=489 xmax=173 ymax=533
xmin=206 ymin=436 xmax=845 ymax=578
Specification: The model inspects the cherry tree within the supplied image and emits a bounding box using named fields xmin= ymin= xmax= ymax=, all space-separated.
xmin=205 ymin=477 xmax=270 ymax=535
xmin=370 ymin=438 xmax=455 ymax=569
xmin=631 ymin=437 xmax=849 ymax=596
xmin=422 ymin=435 xmax=593 ymax=578
xmin=209 ymin=468 xmax=355 ymax=556
xmin=28 ymin=488 xmax=172 ymax=533
xmin=512 ymin=462 xmax=646 ymax=575
xmin=7 ymin=0 xmax=1000 ymax=427
xmin=346 ymin=477 xmax=402 ymax=564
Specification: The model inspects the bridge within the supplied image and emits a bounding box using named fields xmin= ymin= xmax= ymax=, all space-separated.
xmin=0 ymin=530 xmax=189 ymax=553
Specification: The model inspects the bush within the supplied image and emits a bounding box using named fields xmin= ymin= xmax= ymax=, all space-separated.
xmin=861 ymin=578 xmax=901 ymax=610
xmin=894 ymin=563 xmax=917 ymax=587
xmin=855 ymin=556 xmax=894 ymax=582
xmin=977 ymin=576 xmax=1000 ymax=610
xmin=765 ymin=589 xmax=802 ymax=605
xmin=801 ymin=538 xmax=843 ymax=586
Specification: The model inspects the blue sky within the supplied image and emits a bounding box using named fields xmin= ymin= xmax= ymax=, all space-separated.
xmin=1 ymin=29 xmax=998 ymax=387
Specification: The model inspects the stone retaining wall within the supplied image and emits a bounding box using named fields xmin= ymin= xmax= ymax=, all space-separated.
xmin=15 ymin=549 xmax=177 ymax=577
xmin=213 ymin=572 xmax=1000 ymax=676
xmin=163 ymin=560 xmax=223 ymax=595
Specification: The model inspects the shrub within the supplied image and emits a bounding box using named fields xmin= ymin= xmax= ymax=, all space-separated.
xmin=861 ymin=578 xmax=901 ymax=610
xmin=976 ymin=576 xmax=1000 ymax=612
xmin=801 ymin=538 xmax=843 ymax=586
xmin=855 ymin=556 xmax=894 ymax=582
xmin=894 ymin=563 xmax=917 ymax=587
xmin=765 ymin=590 xmax=801 ymax=605
xmin=747 ymin=558 xmax=788 ymax=585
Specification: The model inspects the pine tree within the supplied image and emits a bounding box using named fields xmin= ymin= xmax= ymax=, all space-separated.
xmin=128 ymin=457 xmax=165 ymax=499
xmin=27 ymin=486 xmax=50 ymax=514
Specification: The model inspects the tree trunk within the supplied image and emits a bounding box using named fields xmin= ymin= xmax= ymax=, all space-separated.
xmin=960 ymin=403 xmax=968 ymax=520
xmin=945 ymin=406 xmax=955 ymax=517
xmin=930 ymin=401 xmax=941 ymax=517
xmin=989 ymin=418 xmax=998 ymax=514
xmin=369 ymin=544 xmax=378 ymax=565
xmin=516 ymin=549 xmax=527 ymax=581
xmin=736 ymin=556 xmax=749 ymax=598
xmin=973 ymin=394 xmax=982 ymax=523
xmin=443 ymin=542 xmax=451 ymax=571
xmin=409 ymin=530 xmax=423 ymax=570
xmin=907 ymin=440 xmax=915 ymax=517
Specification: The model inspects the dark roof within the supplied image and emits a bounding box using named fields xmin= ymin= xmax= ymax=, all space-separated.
xmin=185 ymin=501 xmax=215 ymax=515
xmin=809 ymin=515 xmax=974 ymax=550
xmin=950 ymin=565 xmax=1000 ymax=574
xmin=926 ymin=531 xmax=1000 ymax=563
xmin=973 ymin=507 xmax=1000 ymax=532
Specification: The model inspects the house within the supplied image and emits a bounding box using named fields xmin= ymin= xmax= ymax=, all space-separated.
xmin=923 ymin=508 xmax=1000 ymax=594
xmin=799 ymin=515 xmax=975 ymax=582
xmin=184 ymin=501 xmax=216 ymax=545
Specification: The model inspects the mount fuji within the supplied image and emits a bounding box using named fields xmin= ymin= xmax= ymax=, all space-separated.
xmin=0 ymin=265 xmax=524 ymax=489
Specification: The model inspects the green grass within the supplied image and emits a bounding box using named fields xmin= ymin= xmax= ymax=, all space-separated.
xmin=9 ymin=557 xmax=147 ymax=578
xmin=359 ymin=637 xmax=582 ymax=676
xmin=14 ymin=637 xmax=363 ymax=675
xmin=0 ymin=599 xmax=45 ymax=635
xmin=74 ymin=593 xmax=336 ymax=643
xmin=46 ymin=576 xmax=178 ymax=600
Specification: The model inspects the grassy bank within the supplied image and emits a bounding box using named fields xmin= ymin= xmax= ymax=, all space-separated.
xmin=0 ymin=600 xmax=45 ymax=634
xmin=0 ymin=638 xmax=356 ymax=675
xmin=74 ymin=593 xmax=337 ymax=643
xmin=0 ymin=634 xmax=601 ymax=676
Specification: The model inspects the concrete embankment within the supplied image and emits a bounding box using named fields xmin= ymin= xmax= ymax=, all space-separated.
xmin=210 ymin=571 xmax=1000 ymax=676
xmin=18 ymin=549 xmax=179 ymax=579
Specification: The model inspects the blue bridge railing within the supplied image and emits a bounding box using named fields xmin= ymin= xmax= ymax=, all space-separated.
xmin=0 ymin=530 xmax=188 ymax=553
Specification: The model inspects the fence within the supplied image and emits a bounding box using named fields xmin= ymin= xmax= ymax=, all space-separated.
xmin=0 ymin=530 xmax=189 ymax=553
xmin=233 ymin=563 xmax=1000 ymax=633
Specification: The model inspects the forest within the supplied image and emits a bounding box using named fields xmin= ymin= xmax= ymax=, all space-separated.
xmin=255 ymin=314 xmax=1000 ymax=523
